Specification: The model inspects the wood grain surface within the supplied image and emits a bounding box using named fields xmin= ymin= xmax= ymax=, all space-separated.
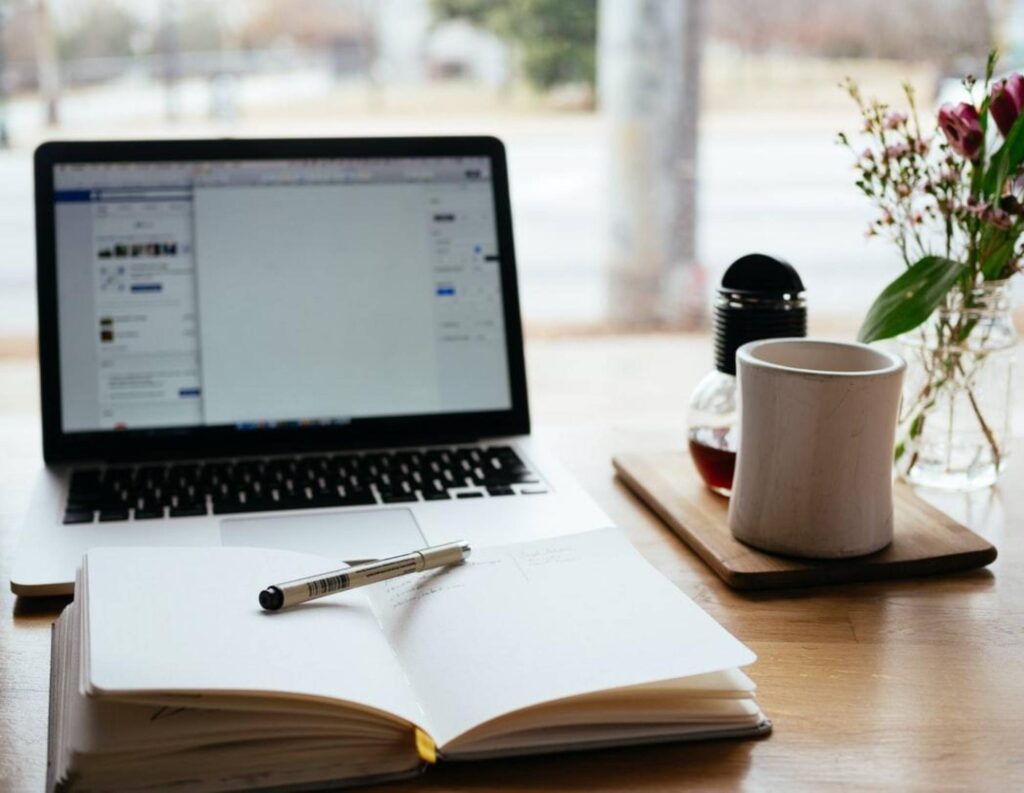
xmin=613 ymin=451 xmax=998 ymax=589
xmin=2 ymin=335 xmax=1023 ymax=791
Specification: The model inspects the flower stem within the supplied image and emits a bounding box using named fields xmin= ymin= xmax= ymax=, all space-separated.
xmin=956 ymin=359 xmax=1002 ymax=470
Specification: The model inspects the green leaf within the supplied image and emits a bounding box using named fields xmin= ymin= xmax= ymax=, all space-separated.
xmin=857 ymin=256 xmax=968 ymax=343
xmin=972 ymin=96 xmax=992 ymax=196
xmin=983 ymin=107 xmax=1024 ymax=197
xmin=980 ymin=223 xmax=1022 ymax=280
xmin=986 ymin=50 xmax=999 ymax=84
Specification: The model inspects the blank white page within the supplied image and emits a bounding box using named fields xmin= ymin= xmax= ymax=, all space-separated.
xmin=82 ymin=547 xmax=427 ymax=730
xmin=367 ymin=529 xmax=756 ymax=748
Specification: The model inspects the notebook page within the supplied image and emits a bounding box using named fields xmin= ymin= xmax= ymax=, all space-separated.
xmin=82 ymin=547 xmax=427 ymax=730
xmin=367 ymin=529 xmax=756 ymax=748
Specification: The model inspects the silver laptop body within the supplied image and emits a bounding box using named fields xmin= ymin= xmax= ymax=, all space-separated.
xmin=13 ymin=136 xmax=610 ymax=596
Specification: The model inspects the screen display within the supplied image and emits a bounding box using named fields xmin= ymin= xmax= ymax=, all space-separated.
xmin=52 ymin=156 xmax=512 ymax=433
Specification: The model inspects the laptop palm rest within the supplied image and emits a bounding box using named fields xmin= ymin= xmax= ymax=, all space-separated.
xmin=219 ymin=508 xmax=427 ymax=562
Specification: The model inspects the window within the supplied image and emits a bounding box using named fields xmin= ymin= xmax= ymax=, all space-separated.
xmin=0 ymin=0 xmax=1017 ymax=344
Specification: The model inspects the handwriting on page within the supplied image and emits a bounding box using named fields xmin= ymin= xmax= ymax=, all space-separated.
xmin=510 ymin=543 xmax=582 ymax=578
xmin=382 ymin=552 xmax=531 ymax=608
xmin=383 ymin=564 xmax=471 ymax=608
xmin=382 ymin=543 xmax=592 ymax=609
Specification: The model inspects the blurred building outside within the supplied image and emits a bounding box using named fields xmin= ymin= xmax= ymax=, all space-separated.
xmin=0 ymin=0 xmax=1021 ymax=344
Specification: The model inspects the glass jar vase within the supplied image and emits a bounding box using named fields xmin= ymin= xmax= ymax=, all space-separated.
xmin=896 ymin=281 xmax=1018 ymax=490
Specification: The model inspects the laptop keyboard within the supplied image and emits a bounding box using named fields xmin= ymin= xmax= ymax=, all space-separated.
xmin=62 ymin=445 xmax=547 ymax=524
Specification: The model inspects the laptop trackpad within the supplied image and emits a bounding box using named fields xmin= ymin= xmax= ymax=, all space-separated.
xmin=219 ymin=509 xmax=426 ymax=562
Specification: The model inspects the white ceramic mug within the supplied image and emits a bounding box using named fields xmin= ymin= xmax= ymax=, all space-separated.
xmin=728 ymin=338 xmax=906 ymax=559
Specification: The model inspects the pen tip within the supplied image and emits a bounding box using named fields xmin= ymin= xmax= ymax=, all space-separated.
xmin=259 ymin=587 xmax=284 ymax=611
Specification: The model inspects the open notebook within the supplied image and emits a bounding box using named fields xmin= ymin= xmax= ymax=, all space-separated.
xmin=48 ymin=529 xmax=771 ymax=791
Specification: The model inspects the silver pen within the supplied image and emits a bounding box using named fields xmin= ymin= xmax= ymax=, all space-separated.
xmin=258 ymin=540 xmax=471 ymax=611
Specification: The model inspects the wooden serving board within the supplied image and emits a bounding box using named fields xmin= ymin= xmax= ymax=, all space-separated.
xmin=613 ymin=451 xmax=997 ymax=590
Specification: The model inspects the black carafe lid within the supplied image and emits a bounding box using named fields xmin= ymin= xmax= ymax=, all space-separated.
xmin=714 ymin=253 xmax=806 ymax=375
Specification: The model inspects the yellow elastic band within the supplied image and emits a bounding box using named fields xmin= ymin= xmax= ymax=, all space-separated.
xmin=414 ymin=728 xmax=437 ymax=764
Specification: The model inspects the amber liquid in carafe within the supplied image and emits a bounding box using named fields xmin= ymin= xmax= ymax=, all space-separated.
xmin=687 ymin=426 xmax=736 ymax=497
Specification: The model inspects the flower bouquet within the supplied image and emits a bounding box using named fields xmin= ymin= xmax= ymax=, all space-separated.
xmin=840 ymin=53 xmax=1020 ymax=490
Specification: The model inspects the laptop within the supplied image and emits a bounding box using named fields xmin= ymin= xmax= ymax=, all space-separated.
xmin=12 ymin=136 xmax=612 ymax=597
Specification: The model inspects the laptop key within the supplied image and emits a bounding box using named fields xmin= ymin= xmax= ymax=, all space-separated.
xmin=487 ymin=485 xmax=515 ymax=496
xmin=380 ymin=492 xmax=418 ymax=504
xmin=68 ymin=473 xmax=102 ymax=504
xmin=63 ymin=510 xmax=95 ymax=524
xmin=65 ymin=498 xmax=101 ymax=511
xmin=339 ymin=490 xmax=377 ymax=507
xmin=133 ymin=506 xmax=165 ymax=520
xmin=455 ymin=492 xmax=484 ymax=499
xmin=486 ymin=470 xmax=539 ymax=485
xmin=213 ymin=489 xmax=259 ymax=514
xmin=98 ymin=507 xmax=130 ymax=522
xmin=213 ymin=499 xmax=271 ymax=515
xmin=265 ymin=495 xmax=306 ymax=511
xmin=211 ymin=499 xmax=260 ymax=518
xmin=169 ymin=503 xmax=208 ymax=518
xmin=421 ymin=490 xmax=451 ymax=501
xmin=303 ymin=495 xmax=341 ymax=509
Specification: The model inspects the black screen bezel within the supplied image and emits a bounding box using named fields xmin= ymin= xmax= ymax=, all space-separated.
xmin=35 ymin=136 xmax=530 ymax=463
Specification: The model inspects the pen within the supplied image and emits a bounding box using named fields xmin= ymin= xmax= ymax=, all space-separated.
xmin=258 ymin=540 xmax=471 ymax=611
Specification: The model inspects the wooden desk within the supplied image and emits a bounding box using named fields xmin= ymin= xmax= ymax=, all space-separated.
xmin=2 ymin=335 xmax=1023 ymax=790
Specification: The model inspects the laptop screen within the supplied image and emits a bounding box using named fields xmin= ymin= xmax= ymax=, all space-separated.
xmin=51 ymin=156 xmax=513 ymax=434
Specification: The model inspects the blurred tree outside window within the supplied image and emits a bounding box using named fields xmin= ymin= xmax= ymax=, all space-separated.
xmin=57 ymin=4 xmax=140 ymax=62
xmin=430 ymin=0 xmax=596 ymax=95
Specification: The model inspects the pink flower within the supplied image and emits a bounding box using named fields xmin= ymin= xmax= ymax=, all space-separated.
xmin=963 ymin=196 xmax=984 ymax=216
xmin=988 ymin=208 xmax=1013 ymax=230
xmin=884 ymin=111 xmax=907 ymax=130
xmin=989 ymin=74 xmax=1024 ymax=137
xmin=938 ymin=103 xmax=983 ymax=159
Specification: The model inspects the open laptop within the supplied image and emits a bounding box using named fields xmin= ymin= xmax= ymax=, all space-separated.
xmin=12 ymin=136 xmax=611 ymax=597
